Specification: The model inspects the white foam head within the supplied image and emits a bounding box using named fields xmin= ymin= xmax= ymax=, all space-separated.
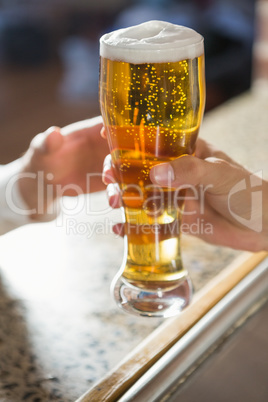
xmin=100 ymin=20 xmax=204 ymax=64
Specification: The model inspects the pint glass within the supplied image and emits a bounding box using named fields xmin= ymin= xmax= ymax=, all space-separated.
xmin=99 ymin=20 xmax=205 ymax=317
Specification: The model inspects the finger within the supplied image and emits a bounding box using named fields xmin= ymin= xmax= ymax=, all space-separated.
xmin=30 ymin=127 xmax=63 ymax=154
xmin=150 ymin=154 xmax=248 ymax=196
xmin=102 ymin=154 xmax=115 ymax=185
xmin=195 ymin=138 xmax=239 ymax=165
xmin=194 ymin=138 xmax=216 ymax=159
xmin=61 ymin=116 xmax=103 ymax=136
xmin=113 ymin=223 xmax=124 ymax=237
xmin=100 ymin=126 xmax=107 ymax=139
xmin=183 ymin=201 xmax=261 ymax=251
xmin=45 ymin=127 xmax=64 ymax=153
xmin=107 ymin=183 xmax=121 ymax=208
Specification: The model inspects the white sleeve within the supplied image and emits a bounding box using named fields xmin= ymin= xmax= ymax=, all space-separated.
xmin=0 ymin=159 xmax=59 ymax=235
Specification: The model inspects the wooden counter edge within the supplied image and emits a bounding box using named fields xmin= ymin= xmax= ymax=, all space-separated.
xmin=76 ymin=251 xmax=268 ymax=402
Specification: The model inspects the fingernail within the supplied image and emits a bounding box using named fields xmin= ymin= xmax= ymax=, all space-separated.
xmin=107 ymin=183 xmax=116 ymax=198
xmin=151 ymin=163 xmax=175 ymax=185
xmin=38 ymin=127 xmax=56 ymax=153
xmin=107 ymin=183 xmax=119 ymax=208
xmin=102 ymin=168 xmax=114 ymax=185
xmin=45 ymin=126 xmax=59 ymax=135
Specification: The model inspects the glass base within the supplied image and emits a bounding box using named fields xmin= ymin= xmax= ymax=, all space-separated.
xmin=112 ymin=275 xmax=192 ymax=318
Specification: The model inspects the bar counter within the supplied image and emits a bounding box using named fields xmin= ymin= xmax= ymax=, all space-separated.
xmin=0 ymin=89 xmax=267 ymax=401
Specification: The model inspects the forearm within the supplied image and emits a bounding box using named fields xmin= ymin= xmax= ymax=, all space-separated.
xmin=0 ymin=158 xmax=59 ymax=235
xmin=0 ymin=159 xmax=32 ymax=234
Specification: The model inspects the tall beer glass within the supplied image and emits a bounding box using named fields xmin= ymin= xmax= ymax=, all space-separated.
xmin=99 ymin=20 xmax=205 ymax=317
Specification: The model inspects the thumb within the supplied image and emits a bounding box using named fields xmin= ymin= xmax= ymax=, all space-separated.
xmin=150 ymin=155 xmax=248 ymax=196
xmin=30 ymin=127 xmax=63 ymax=154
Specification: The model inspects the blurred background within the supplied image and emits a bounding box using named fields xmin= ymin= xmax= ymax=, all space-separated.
xmin=0 ymin=0 xmax=257 ymax=164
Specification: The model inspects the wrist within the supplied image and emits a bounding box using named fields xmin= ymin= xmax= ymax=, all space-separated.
xmin=0 ymin=159 xmax=33 ymax=230
xmin=18 ymin=162 xmax=59 ymax=222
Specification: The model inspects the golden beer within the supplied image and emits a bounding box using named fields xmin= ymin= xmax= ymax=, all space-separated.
xmin=99 ymin=20 xmax=205 ymax=316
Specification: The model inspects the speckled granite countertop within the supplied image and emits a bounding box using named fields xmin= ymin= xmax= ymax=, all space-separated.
xmin=0 ymin=90 xmax=267 ymax=401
